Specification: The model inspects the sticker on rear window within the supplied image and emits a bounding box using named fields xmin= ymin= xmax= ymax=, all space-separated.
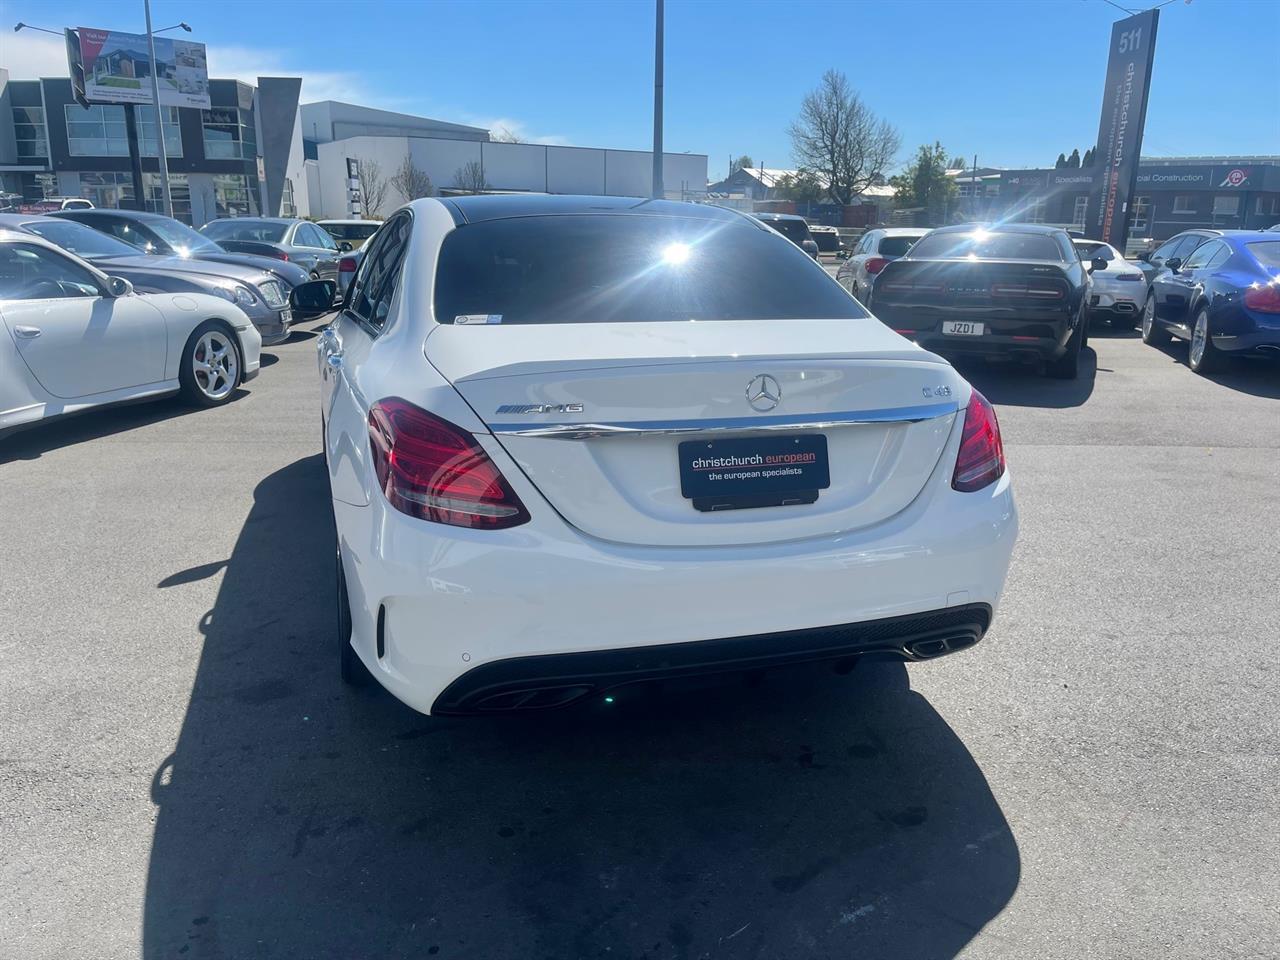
xmin=455 ymin=313 xmax=503 ymax=325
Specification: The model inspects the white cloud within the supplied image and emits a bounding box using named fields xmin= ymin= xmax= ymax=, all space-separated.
xmin=3 ymin=32 xmax=68 ymax=79
xmin=469 ymin=116 xmax=571 ymax=147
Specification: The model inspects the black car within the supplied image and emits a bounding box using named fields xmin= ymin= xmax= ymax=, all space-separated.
xmin=50 ymin=208 xmax=311 ymax=290
xmin=869 ymin=224 xmax=1105 ymax=379
xmin=752 ymin=213 xmax=820 ymax=259
xmin=198 ymin=217 xmax=342 ymax=284
xmin=1141 ymin=231 xmax=1280 ymax=373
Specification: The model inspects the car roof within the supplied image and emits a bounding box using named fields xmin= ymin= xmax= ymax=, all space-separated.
xmin=929 ymin=222 xmax=1066 ymax=236
xmin=752 ymin=212 xmax=808 ymax=222
xmin=206 ymin=216 xmax=297 ymax=224
xmin=1222 ymin=231 xmax=1280 ymax=243
xmin=53 ymin=207 xmax=164 ymax=221
xmin=875 ymin=228 xmax=928 ymax=236
xmin=438 ymin=194 xmax=742 ymax=225
xmin=318 ymin=218 xmax=382 ymax=225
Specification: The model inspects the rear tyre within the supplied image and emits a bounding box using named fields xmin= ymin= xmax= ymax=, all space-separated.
xmin=1141 ymin=294 xmax=1170 ymax=345
xmin=1046 ymin=318 xmax=1083 ymax=380
xmin=337 ymin=546 xmax=370 ymax=686
xmin=1188 ymin=306 xmax=1224 ymax=375
xmin=178 ymin=320 xmax=242 ymax=407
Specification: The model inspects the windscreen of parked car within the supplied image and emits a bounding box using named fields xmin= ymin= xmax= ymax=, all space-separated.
xmin=760 ymin=218 xmax=810 ymax=245
xmin=434 ymin=215 xmax=865 ymax=324
xmin=908 ymin=230 xmax=1065 ymax=261
xmin=146 ymin=218 xmax=224 ymax=255
xmin=324 ymin=223 xmax=381 ymax=243
xmin=19 ymin=219 xmax=141 ymax=259
xmin=201 ymin=220 xmax=289 ymax=243
xmin=1246 ymin=241 xmax=1280 ymax=270
xmin=879 ymin=236 xmax=920 ymax=257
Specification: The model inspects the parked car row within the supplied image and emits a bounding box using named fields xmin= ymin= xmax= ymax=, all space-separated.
xmin=828 ymin=220 xmax=1279 ymax=379
xmin=0 ymin=211 xmax=344 ymax=438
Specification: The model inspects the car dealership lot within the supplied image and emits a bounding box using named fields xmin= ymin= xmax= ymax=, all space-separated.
xmin=1 ymin=322 xmax=1277 ymax=958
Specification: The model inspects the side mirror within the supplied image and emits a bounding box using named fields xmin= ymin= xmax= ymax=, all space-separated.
xmin=338 ymin=240 xmax=354 ymax=252
xmin=1165 ymin=257 xmax=1182 ymax=273
xmin=836 ymin=249 xmax=850 ymax=260
xmin=1089 ymin=257 xmax=1109 ymax=274
xmin=1136 ymin=251 xmax=1151 ymax=262
xmin=107 ymin=276 xmax=134 ymax=297
xmin=290 ymin=278 xmax=337 ymax=317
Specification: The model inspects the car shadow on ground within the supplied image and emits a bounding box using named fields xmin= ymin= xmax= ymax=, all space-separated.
xmin=951 ymin=346 xmax=1097 ymax=409
xmin=143 ymin=455 xmax=1020 ymax=959
xmin=1147 ymin=340 xmax=1280 ymax=399
xmin=0 ymin=391 xmax=247 ymax=465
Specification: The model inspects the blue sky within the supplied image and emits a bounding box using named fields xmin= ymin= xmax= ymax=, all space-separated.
xmin=4 ymin=0 xmax=1278 ymax=179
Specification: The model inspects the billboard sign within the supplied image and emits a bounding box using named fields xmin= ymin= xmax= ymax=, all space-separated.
xmin=69 ymin=27 xmax=210 ymax=109
xmin=1089 ymin=10 xmax=1159 ymax=250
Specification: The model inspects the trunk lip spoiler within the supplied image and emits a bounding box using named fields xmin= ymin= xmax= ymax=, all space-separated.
xmin=488 ymin=401 xmax=959 ymax=440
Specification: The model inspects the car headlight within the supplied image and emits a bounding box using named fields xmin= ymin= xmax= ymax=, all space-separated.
xmin=257 ymin=280 xmax=287 ymax=309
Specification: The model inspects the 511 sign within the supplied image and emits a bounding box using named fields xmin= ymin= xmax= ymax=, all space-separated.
xmin=1117 ymin=26 xmax=1144 ymax=53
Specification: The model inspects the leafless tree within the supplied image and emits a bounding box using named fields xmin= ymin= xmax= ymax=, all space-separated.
xmin=453 ymin=160 xmax=489 ymax=195
xmin=355 ymin=157 xmax=390 ymax=218
xmin=389 ymin=153 xmax=434 ymax=203
xmin=490 ymin=125 xmax=524 ymax=143
xmin=789 ymin=69 xmax=900 ymax=205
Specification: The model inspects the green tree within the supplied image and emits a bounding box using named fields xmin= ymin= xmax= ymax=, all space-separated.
xmin=1067 ymin=148 xmax=1081 ymax=168
xmin=774 ymin=169 xmax=825 ymax=203
xmin=889 ymin=141 xmax=956 ymax=223
xmin=1055 ymin=153 xmax=1068 ymax=168
xmin=733 ymin=155 xmax=753 ymax=171
xmin=1082 ymin=147 xmax=1096 ymax=167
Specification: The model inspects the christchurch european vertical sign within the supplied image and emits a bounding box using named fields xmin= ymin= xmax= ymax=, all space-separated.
xmin=1090 ymin=10 xmax=1159 ymax=250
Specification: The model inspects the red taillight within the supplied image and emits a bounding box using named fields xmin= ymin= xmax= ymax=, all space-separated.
xmin=952 ymin=390 xmax=1005 ymax=493
xmin=339 ymin=256 xmax=358 ymax=273
xmin=990 ymin=283 xmax=1064 ymax=299
xmin=367 ymin=398 xmax=530 ymax=529
xmin=1243 ymin=283 xmax=1280 ymax=313
xmin=268 ymin=251 xmax=290 ymax=261
xmin=865 ymin=257 xmax=890 ymax=275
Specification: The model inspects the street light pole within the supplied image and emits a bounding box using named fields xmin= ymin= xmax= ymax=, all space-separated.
xmin=651 ymin=0 xmax=664 ymax=200
xmin=143 ymin=0 xmax=174 ymax=218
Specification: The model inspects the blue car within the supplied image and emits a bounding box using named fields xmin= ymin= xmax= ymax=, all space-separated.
xmin=1141 ymin=231 xmax=1280 ymax=374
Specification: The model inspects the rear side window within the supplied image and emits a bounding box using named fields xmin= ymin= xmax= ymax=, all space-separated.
xmin=761 ymin=218 xmax=810 ymax=244
xmin=433 ymin=215 xmax=865 ymax=325
xmin=878 ymin=235 xmax=919 ymax=257
xmin=1183 ymin=240 xmax=1225 ymax=270
xmin=349 ymin=213 xmax=410 ymax=330
xmin=1246 ymin=241 xmax=1280 ymax=269
xmin=908 ymin=231 xmax=1065 ymax=261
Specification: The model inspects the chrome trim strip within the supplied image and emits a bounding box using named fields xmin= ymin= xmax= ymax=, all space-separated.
xmin=489 ymin=402 xmax=958 ymax=440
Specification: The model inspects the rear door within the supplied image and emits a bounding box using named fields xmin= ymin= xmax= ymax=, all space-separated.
xmin=1153 ymin=236 xmax=1218 ymax=327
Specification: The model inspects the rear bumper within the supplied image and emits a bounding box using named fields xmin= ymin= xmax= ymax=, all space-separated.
xmin=910 ymin=330 xmax=1066 ymax=362
xmin=334 ymin=427 xmax=1018 ymax=715
xmin=433 ymin=604 xmax=992 ymax=713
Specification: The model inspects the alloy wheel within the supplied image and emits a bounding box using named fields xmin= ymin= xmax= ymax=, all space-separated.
xmin=193 ymin=330 xmax=238 ymax=401
xmin=1141 ymin=298 xmax=1154 ymax=338
xmin=1190 ymin=312 xmax=1207 ymax=367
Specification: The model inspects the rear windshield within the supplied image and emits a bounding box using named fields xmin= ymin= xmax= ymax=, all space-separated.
xmin=909 ymin=231 xmax=1065 ymax=261
xmin=879 ymin=235 xmax=920 ymax=257
xmin=323 ymin=223 xmax=381 ymax=242
xmin=433 ymin=215 xmax=865 ymax=325
xmin=759 ymin=218 xmax=810 ymax=244
xmin=1246 ymin=241 xmax=1280 ymax=269
xmin=201 ymin=220 xmax=288 ymax=243
xmin=19 ymin=218 xmax=139 ymax=259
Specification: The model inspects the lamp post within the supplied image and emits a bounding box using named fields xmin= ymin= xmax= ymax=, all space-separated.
xmin=144 ymin=3 xmax=192 ymax=219
xmin=651 ymin=0 xmax=663 ymax=200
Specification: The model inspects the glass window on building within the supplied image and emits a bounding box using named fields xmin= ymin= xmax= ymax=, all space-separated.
xmin=1172 ymin=195 xmax=1196 ymax=213
xmin=144 ymin=173 xmax=193 ymax=224
xmin=201 ymin=107 xmax=257 ymax=160
xmin=79 ymin=172 xmax=136 ymax=208
xmin=13 ymin=106 xmax=48 ymax=158
xmin=66 ymin=103 xmax=129 ymax=156
xmin=1128 ymin=196 xmax=1151 ymax=233
xmin=136 ymin=106 xmax=183 ymax=158
xmin=1072 ymin=195 xmax=1088 ymax=230
xmin=1212 ymin=195 xmax=1240 ymax=217
xmin=1024 ymin=197 xmax=1047 ymax=224
xmin=280 ymin=178 xmax=297 ymax=218
xmin=212 ymin=174 xmax=260 ymax=218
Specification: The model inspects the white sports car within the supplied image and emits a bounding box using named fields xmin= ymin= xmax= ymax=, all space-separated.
xmin=0 ymin=229 xmax=261 ymax=436
xmin=320 ymin=196 xmax=1018 ymax=715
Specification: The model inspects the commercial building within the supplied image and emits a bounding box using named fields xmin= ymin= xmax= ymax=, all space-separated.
xmin=949 ymin=157 xmax=1280 ymax=241
xmin=0 ymin=68 xmax=309 ymax=225
xmin=300 ymin=101 xmax=707 ymax=220
xmin=0 ymin=71 xmax=708 ymax=225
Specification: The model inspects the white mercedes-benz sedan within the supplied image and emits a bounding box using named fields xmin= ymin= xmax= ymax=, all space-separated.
xmin=1 ymin=230 xmax=261 ymax=437
xmin=320 ymin=196 xmax=1017 ymax=715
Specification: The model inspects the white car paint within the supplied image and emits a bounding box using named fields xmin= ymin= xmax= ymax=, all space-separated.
xmin=0 ymin=231 xmax=260 ymax=435
xmin=836 ymin=228 xmax=929 ymax=303
xmin=320 ymin=197 xmax=1018 ymax=716
xmin=1075 ymin=240 xmax=1148 ymax=319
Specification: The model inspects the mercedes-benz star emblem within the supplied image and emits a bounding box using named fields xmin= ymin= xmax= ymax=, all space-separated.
xmin=746 ymin=374 xmax=781 ymax=412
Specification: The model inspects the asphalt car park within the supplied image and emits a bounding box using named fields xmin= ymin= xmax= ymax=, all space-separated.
xmin=1 ymin=308 xmax=1276 ymax=958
